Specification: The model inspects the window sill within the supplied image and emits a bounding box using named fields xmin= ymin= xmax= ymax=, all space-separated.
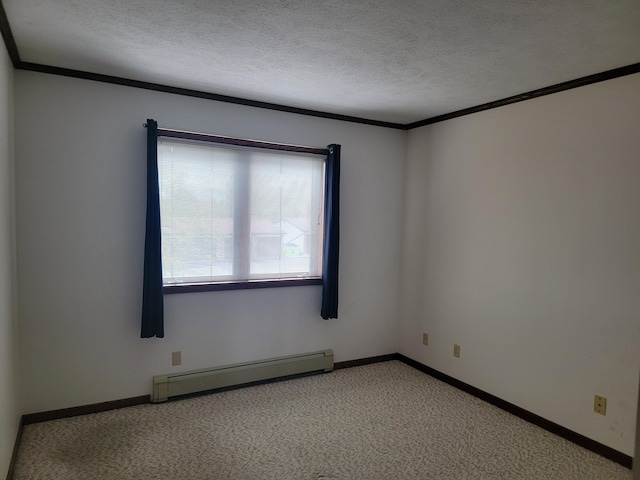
xmin=163 ymin=277 xmax=322 ymax=294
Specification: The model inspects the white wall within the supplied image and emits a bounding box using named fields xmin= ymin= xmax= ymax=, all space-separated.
xmin=0 ymin=44 xmax=18 ymax=477
xmin=15 ymin=71 xmax=405 ymax=414
xmin=399 ymin=73 xmax=640 ymax=455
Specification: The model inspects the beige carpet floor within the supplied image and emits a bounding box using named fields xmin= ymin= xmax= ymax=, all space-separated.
xmin=14 ymin=361 xmax=632 ymax=479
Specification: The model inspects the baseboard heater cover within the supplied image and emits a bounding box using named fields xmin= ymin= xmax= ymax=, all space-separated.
xmin=152 ymin=349 xmax=334 ymax=402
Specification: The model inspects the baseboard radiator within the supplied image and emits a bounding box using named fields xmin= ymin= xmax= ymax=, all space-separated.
xmin=152 ymin=349 xmax=334 ymax=403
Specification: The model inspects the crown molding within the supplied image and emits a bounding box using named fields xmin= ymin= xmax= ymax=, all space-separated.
xmin=405 ymin=62 xmax=640 ymax=130
xmin=0 ymin=0 xmax=20 ymax=66
xmin=1 ymin=4 xmax=639 ymax=130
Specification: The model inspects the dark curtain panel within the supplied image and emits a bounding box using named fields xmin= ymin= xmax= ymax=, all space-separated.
xmin=321 ymin=144 xmax=340 ymax=319
xmin=141 ymin=119 xmax=164 ymax=338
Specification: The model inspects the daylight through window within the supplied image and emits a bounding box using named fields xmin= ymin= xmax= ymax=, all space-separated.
xmin=158 ymin=138 xmax=326 ymax=286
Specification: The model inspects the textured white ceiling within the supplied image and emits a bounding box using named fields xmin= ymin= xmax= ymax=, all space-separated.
xmin=4 ymin=0 xmax=640 ymax=124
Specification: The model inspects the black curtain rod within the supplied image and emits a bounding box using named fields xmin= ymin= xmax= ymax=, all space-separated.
xmin=144 ymin=123 xmax=329 ymax=156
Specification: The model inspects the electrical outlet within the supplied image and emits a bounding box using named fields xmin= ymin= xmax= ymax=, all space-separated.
xmin=172 ymin=351 xmax=182 ymax=366
xmin=422 ymin=333 xmax=429 ymax=346
xmin=453 ymin=344 xmax=461 ymax=358
xmin=594 ymin=395 xmax=607 ymax=415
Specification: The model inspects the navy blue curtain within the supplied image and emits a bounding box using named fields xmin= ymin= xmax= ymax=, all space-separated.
xmin=141 ymin=119 xmax=164 ymax=338
xmin=321 ymin=144 xmax=340 ymax=319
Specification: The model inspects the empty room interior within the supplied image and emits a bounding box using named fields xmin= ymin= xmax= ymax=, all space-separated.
xmin=1 ymin=1 xmax=639 ymax=478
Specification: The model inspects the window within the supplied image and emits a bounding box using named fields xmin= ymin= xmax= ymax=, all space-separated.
xmin=158 ymin=137 xmax=326 ymax=290
xmin=142 ymin=119 xmax=339 ymax=336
